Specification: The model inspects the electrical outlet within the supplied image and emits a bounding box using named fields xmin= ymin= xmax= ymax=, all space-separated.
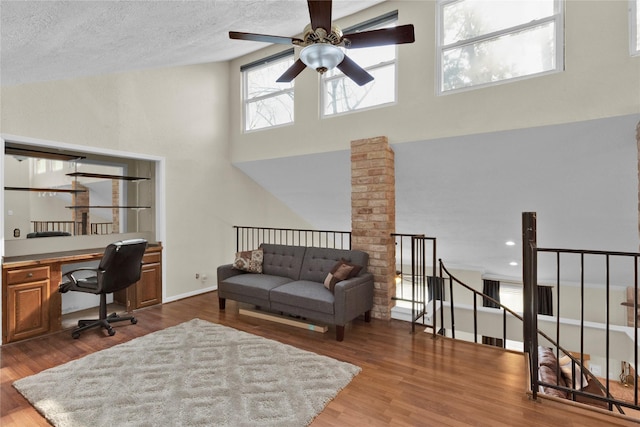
xmin=591 ymin=364 xmax=601 ymax=376
xmin=195 ymin=273 xmax=200 ymax=279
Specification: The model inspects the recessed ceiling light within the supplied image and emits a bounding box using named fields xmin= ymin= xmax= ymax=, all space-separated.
xmin=509 ymin=261 xmax=518 ymax=266
xmin=505 ymin=241 xmax=516 ymax=246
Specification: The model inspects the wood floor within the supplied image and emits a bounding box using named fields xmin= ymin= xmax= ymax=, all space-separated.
xmin=1 ymin=291 xmax=638 ymax=426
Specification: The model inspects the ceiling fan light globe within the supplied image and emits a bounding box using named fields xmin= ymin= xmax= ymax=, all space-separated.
xmin=300 ymin=44 xmax=344 ymax=74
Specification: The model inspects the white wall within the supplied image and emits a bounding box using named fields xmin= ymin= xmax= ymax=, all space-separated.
xmin=228 ymin=0 xmax=640 ymax=162
xmin=3 ymin=156 xmax=30 ymax=237
xmin=0 ymin=63 xmax=311 ymax=303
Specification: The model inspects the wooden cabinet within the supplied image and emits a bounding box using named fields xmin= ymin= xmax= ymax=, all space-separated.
xmin=136 ymin=252 xmax=162 ymax=309
xmin=4 ymin=266 xmax=50 ymax=342
xmin=115 ymin=249 xmax=162 ymax=310
xmin=2 ymin=244 xmax=162 ymax=344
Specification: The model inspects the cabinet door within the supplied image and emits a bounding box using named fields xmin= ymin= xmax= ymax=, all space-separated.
xmin=6 ymin=280 xmax=50 ymax=342
xmin=135 ymin=253 xmax=162 ymax=309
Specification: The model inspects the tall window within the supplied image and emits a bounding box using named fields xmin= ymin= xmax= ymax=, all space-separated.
xmin=437 ymin=0 xmax=564 ymax=93
xmin=322 ymin=11 xmax=398 ymax=117
xmin=632 ymin=0 xmax=640 ymax=56
xmin=242 ymin=49 xmax=295 ymax=132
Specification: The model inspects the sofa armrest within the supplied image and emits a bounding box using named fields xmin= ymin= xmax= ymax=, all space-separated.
xmin=217 ymin=264 xmax=243 ymax=285
xmin=333 ymin=272 xmax=374 ymax=325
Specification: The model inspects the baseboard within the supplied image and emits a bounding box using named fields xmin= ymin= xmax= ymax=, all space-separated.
xmin=163 ymin=285 xmax=217 ymax=304
xmin=239 ymin=307 xmax=328 ymax=333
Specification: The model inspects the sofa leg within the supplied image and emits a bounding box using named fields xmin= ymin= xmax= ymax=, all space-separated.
xmin=336 ymin=325 xmax=345 ymax=342
xmin=218 ymin=297 xmax=226 ymax=310
xmin=364 ymin=310 xmax=371 ymax=323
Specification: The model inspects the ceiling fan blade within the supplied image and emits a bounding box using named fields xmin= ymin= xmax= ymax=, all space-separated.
xmin=337 ymin=56 xmax=374 ymax=86
xmin=276 ymin=59 xmax=307 ymax=83
xmin=343 ymin=24 xmax=415 ymax=49
xmin=229 ymin=31 xmax=302 ymax=45
xmin=308 ymin=0 xmax=332 ymax=31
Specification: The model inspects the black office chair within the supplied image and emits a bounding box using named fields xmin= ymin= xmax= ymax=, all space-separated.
xmin=59 ymin=239 xmax=148 ymax=339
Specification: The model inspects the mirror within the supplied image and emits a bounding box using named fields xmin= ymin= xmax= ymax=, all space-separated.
xmin=4 ymin=143 xmax=155 ymax=241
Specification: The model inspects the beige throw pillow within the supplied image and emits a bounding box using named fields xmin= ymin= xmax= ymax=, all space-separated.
xmin=233 ymin=248 xmax=263 ymax=273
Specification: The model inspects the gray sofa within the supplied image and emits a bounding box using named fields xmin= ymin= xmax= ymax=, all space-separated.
xmin=217 ymin=243 xmax=374 ymax=341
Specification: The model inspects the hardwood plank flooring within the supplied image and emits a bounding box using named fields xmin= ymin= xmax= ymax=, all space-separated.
xmin=1 ymin=291 xmax=638 ymax=426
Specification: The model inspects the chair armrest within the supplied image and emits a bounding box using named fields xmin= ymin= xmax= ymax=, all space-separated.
xmin=62 ymin=267 xmax=100 ymax=284
xmin=59 ymin=267 xmax=100 ymax=293
xmin=217 ymin=264 xmax=244 ymax=285
xmin=333 ymin=273 xmax=374 ymax=325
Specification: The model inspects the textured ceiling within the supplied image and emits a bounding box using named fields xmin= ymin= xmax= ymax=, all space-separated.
xmin=0 ymin=0 xmax=384 ymax=86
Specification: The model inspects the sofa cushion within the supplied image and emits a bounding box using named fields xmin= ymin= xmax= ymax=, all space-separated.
xmin=575 ymin=381 xmax=608 ymax=408
xmin=260 ymin=244 xmax=307 ymax=280
xmin=233 ymin=248 xmax=263 ymax=273
xmin=221 ymin=273 xmax=293 ymax=301
xmin=300 ymin=247 xmax=368 ymax=283
xmin=558 ymin=355 xmax=589 ymax=390
xmin=538 ymin=346 xmax=558 ymax=369
xmin=270 ymin=280 xmax=335 ymax=314
xmin=539 ymin=365 xmax=568 ymax=399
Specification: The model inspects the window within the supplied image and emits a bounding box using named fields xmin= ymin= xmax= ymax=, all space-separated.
xmin=34 ymin=158 xmax=46 ymax=175
xmin=632 ymin=0 xmax=640 ymax=56
xmin=499 ymin=283 xmax=523 ymax=313
xmin=242 ymin=50 xmax=295 ymax=132
xmin=51 ymin=160 xmax=63 ymax=172
xmin=322 ymin=11 xmax=398 ymax=117
xmin=437 ymin=0 xmax=564 ymax=93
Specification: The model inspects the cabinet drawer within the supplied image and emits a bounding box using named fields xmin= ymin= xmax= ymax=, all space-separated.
xmin=6 ymin=266 xmax=50 ymax=285
xmin=143 ymin=252 xmax=161 ymax=264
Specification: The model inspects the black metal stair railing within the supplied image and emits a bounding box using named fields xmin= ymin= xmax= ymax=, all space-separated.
xmin=391 ymin=233 xmax=437 ymax=334
xmin=438 ymin=259 xmax=522 ymax=344
xmin=522 ymin=212 xmax=634 ymax=414
xmin=438 ymin=257 xmax=626 ymax=414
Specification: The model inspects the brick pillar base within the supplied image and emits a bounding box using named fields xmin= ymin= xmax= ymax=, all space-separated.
xmin=351 ymin=136 xmax=396 ymax=320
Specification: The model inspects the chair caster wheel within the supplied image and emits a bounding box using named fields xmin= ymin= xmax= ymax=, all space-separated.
xmin=131 ymin=318 xmax=137 ymax=325
xmin=108 ymin=328 xmax=116 ymax=336
xmin=72 ymin=332 xmax=80 ymax=339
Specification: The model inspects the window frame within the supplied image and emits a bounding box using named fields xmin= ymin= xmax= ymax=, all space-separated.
xmin=631 ymin=0 xmax=640 ymax=56
xmin=436 ymin=0 xmax=565 ymax=95
xmin=241 ymin=48 xmax=295 ymax=133
xmin=321 ymin=11 xmax=400 ymax=118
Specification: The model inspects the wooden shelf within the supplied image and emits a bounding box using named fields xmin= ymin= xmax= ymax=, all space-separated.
xmin=4 ymin=186 xmax=86 ymax=193
xmin=5 ymin=146 xmax=85 ymax=161
xmin=65 ymin=205 xmax=150 ymax=209
xmin=66 ymin=172 xmax=149 ymax=181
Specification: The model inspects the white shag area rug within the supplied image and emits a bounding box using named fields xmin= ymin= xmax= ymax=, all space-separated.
xmin=13 ymin=318 xmax=360 ymax=427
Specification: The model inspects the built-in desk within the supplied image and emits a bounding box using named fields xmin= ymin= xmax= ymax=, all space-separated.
xmin=2 ymin=243 xmax=162 ymax=344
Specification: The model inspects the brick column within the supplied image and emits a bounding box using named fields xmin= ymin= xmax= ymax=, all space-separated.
xmin=72 ymin=182 xmax=89 ymax=235
xmin=351 ymin=136 xmax=396 ymax=320
xmin=112 ymin=180 xmax=120 ymax=234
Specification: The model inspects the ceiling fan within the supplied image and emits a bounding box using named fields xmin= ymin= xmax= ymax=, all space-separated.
xmin=229 ymin=0 xmax=415 ymax=86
